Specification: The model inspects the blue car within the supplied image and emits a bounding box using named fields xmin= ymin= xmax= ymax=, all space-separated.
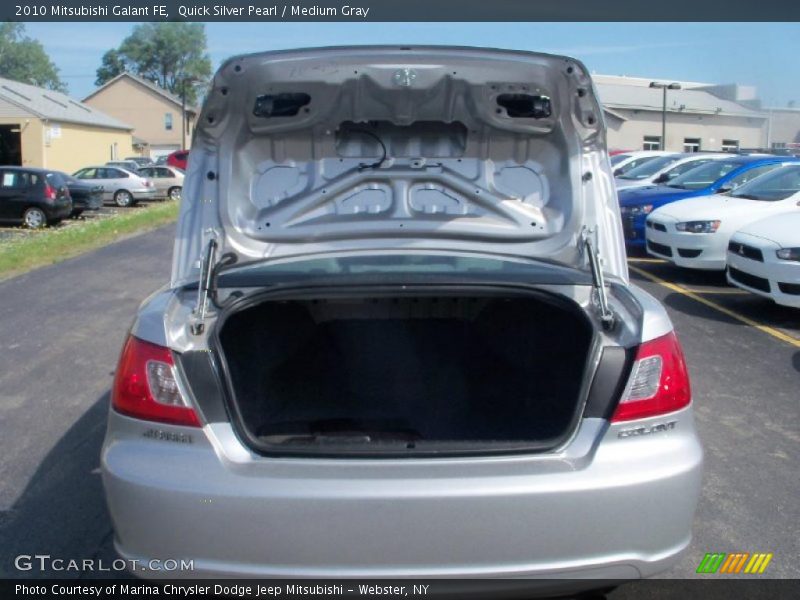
xmin=618 ymin=155 xmax=799 ymax=247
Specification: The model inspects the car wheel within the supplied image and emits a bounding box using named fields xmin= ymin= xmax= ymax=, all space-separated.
xmin=23 ymin=207 xmax=47 ymax=229
xmin=114 ymin=190 xmax=134 ymax=207
xmin=168 ymin=186 xmax=182 ymax=201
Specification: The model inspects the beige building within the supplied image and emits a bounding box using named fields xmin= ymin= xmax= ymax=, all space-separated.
xmin=0 ymin=77 xmax=134 ymax=172
xmin=765 ymin=106 xmax=800 ymax=152
xmin=83 ymin=72 xmax=198 ymax=160
xmin=594 ymin=75 xmax=769 ymax=153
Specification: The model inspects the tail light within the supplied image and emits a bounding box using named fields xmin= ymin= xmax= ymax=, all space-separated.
xmin=44 ymin=184 xmax=57 ymax=201
xmin=611 ymin=331 xmax=691 ymax=422
xmin=112 ymin=336 xmax=201 ymax=427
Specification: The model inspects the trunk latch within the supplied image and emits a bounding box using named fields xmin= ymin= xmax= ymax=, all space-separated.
xmin=581 ymin=229 xmax=615 ymax=330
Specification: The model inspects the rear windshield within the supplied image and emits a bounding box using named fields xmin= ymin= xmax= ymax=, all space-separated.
xmin=610 ymin=154 xmax=631 ymax=165
xmin=667 ymin=160 xmax=741 ymax=190
xmin=728 ymin=164 xmax=800 ymax=201
xmin=618 ymin=155 xmax=680 ymax=180
xmin=45 ymin=172 xmax=66 ymax=186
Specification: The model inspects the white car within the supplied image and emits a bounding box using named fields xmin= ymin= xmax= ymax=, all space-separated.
xmin=610 ymin=150 xmax=675 ymax=178
xmin=727 ymin=212 xmax=800 ymax=308
xmin=644 ymin=162 xmax=800 ymax=270
xmin=615 ymin=153 xmax=727 ymax=190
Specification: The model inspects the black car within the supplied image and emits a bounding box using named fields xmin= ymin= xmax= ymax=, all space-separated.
xmin=0 ymin=167 xmax=72 ymax=228
xmin=59 ymin=173 xmax=103 ymax=218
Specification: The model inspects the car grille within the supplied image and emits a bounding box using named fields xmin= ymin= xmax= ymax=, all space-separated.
xmin=778 ymin=282 xmax=800 ymax=296
xmin=623 ymin=217 xmax=639 ymax=240
xmin=727 ymin=241 xmax=764 ymax=262
xmin=728 ymin=267 xmax=771 ymax=293
xmin=677 ymin=248 xmax=703 ymax=258
xmin=647 ymin=240 xmax=673 ymax=257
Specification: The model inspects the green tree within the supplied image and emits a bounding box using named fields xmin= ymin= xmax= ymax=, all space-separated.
xmin=0 ymin=23 xmax=66 ymax=92
xmin=96 ymin=23 xmax=211 ymax=104
xmin=95 ymin=48 xmax=128 ymax=87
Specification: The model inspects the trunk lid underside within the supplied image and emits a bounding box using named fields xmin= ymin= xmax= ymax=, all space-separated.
xmin=172 ymin=46 xmax=626 ymax=287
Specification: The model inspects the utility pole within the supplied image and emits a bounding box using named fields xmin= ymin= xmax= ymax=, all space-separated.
xmin=649 ymin=81 xmax=682 ymax=150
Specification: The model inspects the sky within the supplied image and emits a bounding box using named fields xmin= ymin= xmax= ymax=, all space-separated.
xmin=23 ymin=22 xmax=800 ymax=107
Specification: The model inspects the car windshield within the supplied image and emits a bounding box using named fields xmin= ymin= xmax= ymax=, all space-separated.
xmin=728 ymin=164 xmax=800 ymax=201
xmin=667 ymin=160 xmax=741 ymax=190
xmin=618 ymin=155 xmax=680 ymax=180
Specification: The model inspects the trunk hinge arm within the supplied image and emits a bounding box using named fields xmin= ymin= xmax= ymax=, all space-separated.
xmin=581 ymin=228 xmax=615 ymax=331
xmin=189 ymin=236 xmax=240 ymax=336
xmin=190 ymin=238 xmax=218 ymax=335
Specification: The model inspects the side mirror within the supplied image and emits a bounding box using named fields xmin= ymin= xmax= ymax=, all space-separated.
xmin=653 ymin=173 xmax=669 ymax=184
xmin=613 ymin=168 xmax=622 ymax=177
xmin=716 ymin=186 xmax=732 ymax=194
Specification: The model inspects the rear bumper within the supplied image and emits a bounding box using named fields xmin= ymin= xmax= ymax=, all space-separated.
xmin=102 ymin=409 xmax=703 ymax=580
xmin=47 ymin=203 xmax=73 ymax=220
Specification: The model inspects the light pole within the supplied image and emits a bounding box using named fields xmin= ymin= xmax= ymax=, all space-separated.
xmin=180 ymin=77 xmax=205 ymax=151
xmin=649 ymin=82 xmax=681 ymax=150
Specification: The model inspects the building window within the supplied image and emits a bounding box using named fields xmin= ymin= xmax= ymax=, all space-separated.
xmin=683 ymin=138 xmax=701 ymax=153
xmin=772 ymin=142 xmax=787 ymax=150
xmin=165 ymin=113 xmax=173 ymax=131
xmin=643 ymin=136 xmax=662 ymax=151
xmin=721 ymin=139 xmax=739 ymax=152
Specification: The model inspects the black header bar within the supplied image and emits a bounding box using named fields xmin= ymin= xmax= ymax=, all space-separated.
xmin=5 ymin=1 xmax=800 ymax=22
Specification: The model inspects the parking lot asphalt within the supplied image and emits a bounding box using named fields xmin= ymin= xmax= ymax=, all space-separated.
xmin=0 ymin=228 xmax=798 ymax=585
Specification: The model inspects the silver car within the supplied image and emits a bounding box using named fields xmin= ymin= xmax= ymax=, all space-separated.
xmin=106 ymin=160 xmax=144 ymax=172
xmin=136 ymin=165 xmax=184 ymax=200
xmin=102 ymin=47 xmax=703 ymax=588
xmin=72 ymin=165 xmax=157 ymax=207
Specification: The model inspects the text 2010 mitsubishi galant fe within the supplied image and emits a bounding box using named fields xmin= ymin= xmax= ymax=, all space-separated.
xmin=101 ymin=46 xmax=703 ymax=588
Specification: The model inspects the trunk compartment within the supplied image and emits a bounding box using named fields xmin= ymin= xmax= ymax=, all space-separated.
xmin=214 ymin=287 xmax=597 ymax=457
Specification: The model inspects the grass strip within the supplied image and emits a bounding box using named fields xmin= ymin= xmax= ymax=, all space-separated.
xmin=0 ymin=201 xmax=179 ymax=281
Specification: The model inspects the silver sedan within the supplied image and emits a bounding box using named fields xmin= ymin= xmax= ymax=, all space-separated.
xmin=72 ymin=166 xmax=157 ymax=207
xmin=136 ymin=166 xmax=184 ymax=200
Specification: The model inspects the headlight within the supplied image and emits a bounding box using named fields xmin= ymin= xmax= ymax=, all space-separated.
xmin=776 ymin=247 xmax=800 ymax=262
xmin=675 ymin=220 xmax=721 ymax=233
xmin=620 ymin=204 xmax=653 ymax=216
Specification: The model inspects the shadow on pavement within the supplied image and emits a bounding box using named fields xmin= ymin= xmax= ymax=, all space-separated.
xmin=0 ymin=392 xmax=120 ymax=579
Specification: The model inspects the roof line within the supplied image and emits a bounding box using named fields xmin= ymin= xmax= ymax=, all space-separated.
xmin=602 ymin=107 xmax=628 ymax=122
xmin=84 ymin=72 xmax=198 ymax=112
xmin=0 ymin=89 xmax=45 ymax=119
xmin=603 ymin=103 xmax=767 ymax=119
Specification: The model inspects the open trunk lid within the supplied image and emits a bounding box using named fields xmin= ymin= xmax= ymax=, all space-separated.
xmin=172 ymin=46 xmax=626 ymax=287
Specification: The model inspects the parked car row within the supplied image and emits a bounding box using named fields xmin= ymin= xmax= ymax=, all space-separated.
xmin=0 ymin=167 xmax=101 ymax=228
xmin=72 ymin=163 xmax=184 ymax=207
xmin=0 ymin=156 xmax=185 ymax=228
xmin=614 ymin=151 xmax=800 ymax=308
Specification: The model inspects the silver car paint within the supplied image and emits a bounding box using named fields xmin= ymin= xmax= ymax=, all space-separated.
xmin=73 ymin=166 xmax=156 ymax=203
xmin=137 ymin=166 xmax=184 ymax=199
xmin=104 ymin=46 xmax=701 ymax=584
xmin=103 ymin=407 xmax=701 ymax=578
xmin=171 ymin=46 xmax=628 ymax=287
